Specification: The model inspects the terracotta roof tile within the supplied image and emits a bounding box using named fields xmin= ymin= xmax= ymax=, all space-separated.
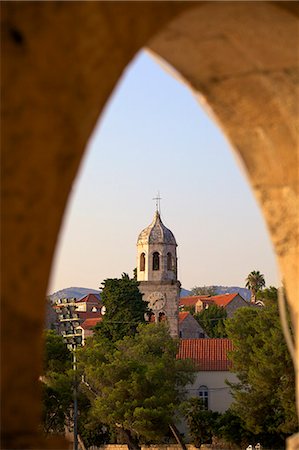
xmin=76 ymin=293 xmax=102 ymax=304
xmin=179 ymin=296 xmax=209 ymax=307
xmin=81 ymin=317 xmax=102 ymax=330
xmin=210 ymin=293 xmax=239 ymax=307
xmin=178 ymin=338 xmax=233 ymax=371
xmin=78 ymin=311 xmax=102 ymax=321
xmin=179 ymin=293 xmax=242 ymax=309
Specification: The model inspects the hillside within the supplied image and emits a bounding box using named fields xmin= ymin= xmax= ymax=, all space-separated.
xmin=49 ymin=285 xmax=250 ymax=303
xmin=48 ymin=287 xmax=100 ymax=304
xmin=180 ymin=286 xmax=250 ymax=300
xmin=213 ymin=285 xmax=250 ymax=301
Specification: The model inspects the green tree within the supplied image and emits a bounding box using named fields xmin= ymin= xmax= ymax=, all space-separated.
xmin=191 ymin=286 xmax=216 ymax=296
xmin=78 ymin=323 xmax=195 ymax=450
xmin=95 ymin=273 xmax=148 ymax=343
xmin=225 ymin=300 xmax=296 ymax=447
xmin=245 ymin=270 xmax=265 ymax=303
xmin=256 ymin=285 xmax=277 ymax=304
xmin=215 ymin=409 xmax=254 ymax=448
xmin=183 ymin=398 xmax=220 ymax=448
xmin=44 ymin=329 xmax=72 ymax=373
xmin=194 ymin=304 xmax=227 ymax=338
xmin=42 ymin=330 xmax=73 ymax=434
xmin=42 ymin=331 xmax=109 ymax=445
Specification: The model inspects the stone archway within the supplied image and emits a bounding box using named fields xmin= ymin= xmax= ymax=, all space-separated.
xmin=2 ymin=2 xmax=298 ymax=448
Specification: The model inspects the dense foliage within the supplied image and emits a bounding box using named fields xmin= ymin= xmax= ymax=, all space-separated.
xmin=183 ymin=399 xmax=257 ymax=449
xmin=42 ymin=330 xmax=73 ymax=433
xmin=183 ymin=398 xmax=220 ymax=447
xmin=226 ymin=296 xmax=296 ymax=447
xmin=256 ymin=285 xmax=278 ymax=304
xmin=95 ymin=273 xmax=148 ymax=342
xmin=79 ymin=323 xmax=195 ymax=449
xmin=194 ymin=304 xmax=227 ymax=338
xmin=42 ymin=330 xmax=109 ymax=446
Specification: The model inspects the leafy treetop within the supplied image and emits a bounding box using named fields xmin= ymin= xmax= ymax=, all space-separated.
xmin=95 ymin=273 xmax=148 ymax=343
xmin=194 ymin=304 xmax=227 ymax=338
xmin=78 ymin=323 xmax=195 ymax=449
xmin=225 ymin=296 xmax=296 ymax=447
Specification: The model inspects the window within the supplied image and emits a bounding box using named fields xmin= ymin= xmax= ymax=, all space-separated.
xmin=167 ymin=252 xmax=172 ymax=270
xmin=158 ymin=312 xmax=166 ymax=322
xmin=199 ymin=385 xmax=209 ymax=410
xmin=140 ymin=253 xmax=145 ymax=271
xmin=152 ymin=252 xmax=160 ymax=271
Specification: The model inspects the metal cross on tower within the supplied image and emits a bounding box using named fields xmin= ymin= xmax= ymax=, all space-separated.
xmin=153 ymin=192 xmax=162 ymax=213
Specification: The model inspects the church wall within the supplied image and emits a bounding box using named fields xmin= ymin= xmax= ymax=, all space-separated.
xmin=188 ymin=371 xmax=238 ymax=413
xmin=176 ymin=371 xmax=239 ymax=439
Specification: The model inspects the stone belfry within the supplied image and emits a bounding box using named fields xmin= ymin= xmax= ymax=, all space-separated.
xmin=137 ymin=203 xmax=180 ymax=337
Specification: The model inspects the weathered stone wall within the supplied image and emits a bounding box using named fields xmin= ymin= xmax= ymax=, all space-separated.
xmin=139 ymin=280 xmax=181 ymax=337
xmin=2 ymin=2 xmax=298 ymax=449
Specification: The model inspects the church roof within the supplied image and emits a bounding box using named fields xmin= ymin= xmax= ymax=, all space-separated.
xmin=76 ymin=293 xmax=102 ymax=304
xmin=178 ymin=338 xmax=233 ymax=371
xmin=137 ymin=211 xmax=177 ymax=246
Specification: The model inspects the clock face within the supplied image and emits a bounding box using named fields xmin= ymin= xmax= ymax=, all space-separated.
xmin=148 ymin=291 xmax=166 ymax=311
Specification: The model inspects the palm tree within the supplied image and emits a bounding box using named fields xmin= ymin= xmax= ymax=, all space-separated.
xmin=245 ymin=270 xmax=266 ymax=304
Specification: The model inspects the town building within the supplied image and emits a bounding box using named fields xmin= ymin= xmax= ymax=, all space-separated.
xmin=177 ymin=338 xmax=237 ymax=437
xmin=76 ymin=317 xmax=102 ymax=344
xmin=180 ymin=292 xmax=249 ymax=317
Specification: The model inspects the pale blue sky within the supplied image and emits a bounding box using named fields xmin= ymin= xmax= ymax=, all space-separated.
xmin=48 ymin=50 xmax=279 ymax=294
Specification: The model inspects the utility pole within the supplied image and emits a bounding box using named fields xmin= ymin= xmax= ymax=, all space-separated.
xmin=56 ymin=298 xmax=82 ymax=450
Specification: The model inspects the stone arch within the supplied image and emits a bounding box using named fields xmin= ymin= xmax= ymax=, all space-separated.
xmin=2 ymin=2 xmax=298 ymax=448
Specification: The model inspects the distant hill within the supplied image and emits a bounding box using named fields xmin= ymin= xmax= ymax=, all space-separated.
xmin=213 ymin=286 xmax=250 ymax=301
xmin=49 ymin=285 xmax=251 ymax=304
xmin=180 ymin=288 xmax=192 ymax=297
xmin=48 ymin=287 xmax=100 ymax=304
xmin=180 ymin=286 xmax=251 ymax=301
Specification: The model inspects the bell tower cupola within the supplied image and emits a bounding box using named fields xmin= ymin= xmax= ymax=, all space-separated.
xmin=137 ymin=210 xmax=178 ymax=282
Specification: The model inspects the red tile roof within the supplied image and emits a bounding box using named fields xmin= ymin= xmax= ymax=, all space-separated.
xmin=179 ymin=311 xmax=190 ymax=323
xmin=179 ymin=293 xmax=241 ymax=309
xmin=179 ymin=295 xmax=209 ymax=307
xmin=76 ymin=293 xmax=102 ymax=304
xmin=78 ymin=311 xmax=102 ymax=321
xmin=211 ymin=293 xmax=239 ymax=307
xmin=81 ymin=317 xmax=102 ymax=330
xmin=178 ymin=338 xmax=233 ymax=371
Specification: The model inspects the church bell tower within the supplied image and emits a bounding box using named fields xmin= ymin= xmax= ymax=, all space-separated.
xmin=137 ymin=206 xmax=180 ymax=337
